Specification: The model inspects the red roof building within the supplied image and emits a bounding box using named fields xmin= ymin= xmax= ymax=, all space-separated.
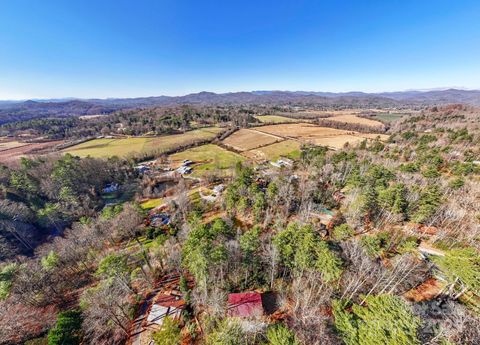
xmin=227 ymin=293 xmax=263 ymax=318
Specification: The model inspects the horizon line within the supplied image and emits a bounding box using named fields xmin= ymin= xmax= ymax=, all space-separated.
xmin=1 ymin=86 xmax=479 ymax=102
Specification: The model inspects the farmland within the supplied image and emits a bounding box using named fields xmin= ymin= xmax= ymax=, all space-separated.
xmin=254 ymin=123 xmax=353 ymax=139
xmin=0 ymin=140 xmax=64 ymax=163
xmin=0 ymin=140 xmax=29 ymax=151
xmin=169 ymin=144 xmax=244 ymax=177
xmin=250 ymin=123 xmax=387 ymax=150
xmin=370 ymin=112 xmax=408 ymax=122
xmin=325 ymin=114 xmax=384 ymax=128
xmin=242 ymin=139 xmax=301 ymax=160
xmin=254 ymin=115 xmax=300 ymax=123
xmin=222 ymin=128 xmax=281 ymax=151
xmin=63 ymin=127 xmax=224 ymax=158
xmin=140 ymin=198 xmax=164 ymax=210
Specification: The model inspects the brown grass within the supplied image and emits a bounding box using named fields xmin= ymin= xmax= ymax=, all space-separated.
xmin=0 ymin=140 xmax=64 ymax=163
xmin=251 ymin=123 xmax=388 ymax=150
xmin=325 ymin=114 xmax=384 ymax=128
xmin=222 ymin=129 xmax=281 ymax=151
xmin=254 ymin=123 xmax=353 ymax=139
xmin=242 ymin=139 xmax=301 ymax=160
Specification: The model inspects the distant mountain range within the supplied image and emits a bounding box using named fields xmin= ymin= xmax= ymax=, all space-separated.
xmin=1 ymin=89 xmax=479 ymax=125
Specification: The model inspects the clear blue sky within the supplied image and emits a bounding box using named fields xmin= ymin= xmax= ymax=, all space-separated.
xmin=0 ymin=0 xmax=479 ymax=99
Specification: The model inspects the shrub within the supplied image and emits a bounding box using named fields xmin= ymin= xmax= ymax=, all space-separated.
xmin=266 ymin=323 xmax=299 ymax=345
xmin=0 ymin=263 xmax=17 ymax=300
xmin=48 ymin=310 xmax=83 ymax=345
xmin=332 ymin=224 xmax=354 ymax=241
xmin=205 ymin=319 xmax=245 ymax=345
xmin=152 ymin=316 xmax=181 ymax=345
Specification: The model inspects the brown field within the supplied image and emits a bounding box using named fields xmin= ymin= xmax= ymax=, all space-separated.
xmin=0 ymin=140 xmax=64 ymax=163
xmin=358 ymin=133 xmax=390 ymax=141
xmin=311 ymin=134 xmax=366 ymax=149
xmin=0 ymin=141 xmax=29 ymax=151
xmin=325 ymin=114 xmax=384 ymax=128
xmin=250 ymin=123 xmax=387 ymax=150
xmin=254 ymin=123 xmax=353 ymax=139
xmin=222 ymin=129 xmax=281 ymax=151
xmin=242 ymin=139 xmax=301 ymax=161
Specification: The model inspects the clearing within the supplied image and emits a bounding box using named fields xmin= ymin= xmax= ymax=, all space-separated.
xmin=169 ymin=144 xmax=244 ymax=177
xmin=243 ymin=140 xmax=301 ymax=161
xmin=0 ymin=140 xmax=64 ymax=163
xmin=254 ymin=115 xmax=300 ymax=123
xmin=64 ymin=127 xmax=224 ymax=158
xmin=251 ymin=123 xmax=387 ymax=150
xmin=222 ymin=129 xmax=281 ymax=151
xmin=325 ymin=114 xmax=384 ymax=128
xmin=0 ymin=140 xmax=29 ymax=151
xmin=370 ymin=113 xmax=407 ymax=122
xmin=254 ymin=123 xmax=353 ymax=139
xmin=140 ymin=198 xmax=164 ymax=210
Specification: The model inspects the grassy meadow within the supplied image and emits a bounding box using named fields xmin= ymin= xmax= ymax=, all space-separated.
xmin=64 ymin=127 xmax=223 ymax=158
xmin=254 ymin=115 xmax=300 ymax=123
xmin=169 ymin=144 xmax=244 ymax=177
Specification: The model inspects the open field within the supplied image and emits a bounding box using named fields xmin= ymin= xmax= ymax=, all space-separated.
xmin=0 ymin=140 xmax=64 ymax=163
xmin=169 ymin=144 xmax=244 ymax=177
xmin=78 ymin=114 xmax=105 ymax=120
xmin=325 ymin=114 xmax=384 ymax=128
xmin=255 ymin=123 xmax=353 ymax=139
xmin=311 ymin=134 xmax=367 ymax=149
xmin=251 ymin=123 xmax=387 ymax=150
xmin=222 ymin=128 xmax=281 ymax=151
xmin=0 ymin=140 xmax=29 ymax=151
xmin=243 ymin=139 xmax=301 ymax=160
xmin=140 ymin=198 xmax=164 ymax=210
xmin=370 ymin=113 xmax=407 ymax=122
xmin=64 ymin=127 xmax=223 ymax=158
xmin=254 ymin=115 xmax=301 ymax=123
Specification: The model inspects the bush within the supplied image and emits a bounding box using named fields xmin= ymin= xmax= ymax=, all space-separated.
xmin=0 ymin=263 xmax=17 ymax=300
xmin=48 ymin=310 xmax=83 ymax=345
xmin=332 ymin=224 xmax=354 ymax=241
xmin=266 ymin=323 xmax=299 ymax=345
xmin=205 ymin=319 xmax=245 ymax=345
xmin=152 ymin=316 xmax=181 ymax=345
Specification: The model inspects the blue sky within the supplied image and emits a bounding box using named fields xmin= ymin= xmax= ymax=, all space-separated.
xmin=0 ymin=0 xmax=479 ymax=99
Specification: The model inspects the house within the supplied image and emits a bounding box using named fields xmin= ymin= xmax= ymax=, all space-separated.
xmin=135 ymin=165 xmax=150 ymax=174
xmin=270 ymin=158 xmax=293 ymax=168
xmin=212 ymin=184 xmax=224 ymax=194
xmin=150 ymin=213 xmax=170 ymax=227
xmin=102 ymin=183 xmax=119 ymax=193
xmin=176 ymin=166 xmax=192 ymax=174
xmin=146 ymin=294 xmax=184 ymax=326
xmin=227 ymin=293 xmax=264 ymax=318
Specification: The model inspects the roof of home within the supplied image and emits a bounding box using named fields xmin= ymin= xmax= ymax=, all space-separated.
xmin=146 ymin=294 xmax=185 ymax=325
xmin=227 ymin=292 xmax=263 ymax=318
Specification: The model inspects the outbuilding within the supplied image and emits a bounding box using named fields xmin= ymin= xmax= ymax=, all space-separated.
xmin=227 ymin=292 xmax=264 ymax=318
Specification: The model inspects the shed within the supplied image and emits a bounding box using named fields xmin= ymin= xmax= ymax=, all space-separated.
xmin=227 ymin=293 xmax=263 ymax=318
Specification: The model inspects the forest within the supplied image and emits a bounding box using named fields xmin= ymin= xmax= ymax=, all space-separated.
xmin=0 ymin=105 xmax=479 ymax=345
